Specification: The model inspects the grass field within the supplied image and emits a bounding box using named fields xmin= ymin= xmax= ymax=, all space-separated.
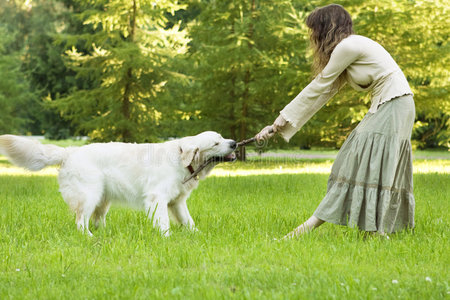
xmin=0 ymin=150 xmax=448 ymax=299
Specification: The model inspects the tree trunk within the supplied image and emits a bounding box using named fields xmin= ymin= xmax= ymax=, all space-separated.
xmin=121 ymin=68 xmax=132 ymax=142
xmin=120 ymin=0 xmax=137 ymax=142
xmin=230 ymin=75 xmax=237 ymax=141
xmin=238 ymin=0 xmax=256 ymax=161
xmin=239 ymin=70 xmax=249 ymax=161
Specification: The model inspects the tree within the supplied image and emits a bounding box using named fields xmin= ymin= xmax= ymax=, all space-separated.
xmin=0 ymin=29 xmax=30 ymax=133
xmin=186 ymin=0 xmax=449 ymax=151
xmin=0 ymin=1 xmax=34 ymax=134
xmin=0 ymin=0 xmax=83 ymax=137
xmin=20 ymin=0 xmax=80 ymax=138
xmin=285 ymin=0 xmax=449 ymax=149
xmin=51 ymin=0 xmax=189 ymax=142
xmin=187 ymin=0 xmax=311 ymax=158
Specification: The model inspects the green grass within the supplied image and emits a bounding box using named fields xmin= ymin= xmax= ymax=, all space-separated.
xmin=0 ymin=155 xmax=448 ymax=299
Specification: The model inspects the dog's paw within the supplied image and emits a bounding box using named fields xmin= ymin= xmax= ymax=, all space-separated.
xmin=185 ymin=226 xmax=201 ymax=235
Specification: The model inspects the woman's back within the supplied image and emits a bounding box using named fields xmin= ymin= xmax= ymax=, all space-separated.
xmin=342 ymin=35 xmax=399 ymax=87
xmin=335 ymin=35 xmax=412 ymax=111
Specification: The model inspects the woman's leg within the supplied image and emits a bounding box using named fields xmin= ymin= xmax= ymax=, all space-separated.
xmin=283 ymin=216 xmax=325 ymax=239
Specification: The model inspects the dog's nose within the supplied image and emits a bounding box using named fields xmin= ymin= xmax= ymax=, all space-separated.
xmin=229 ymin=141 xmax=237 ymax=149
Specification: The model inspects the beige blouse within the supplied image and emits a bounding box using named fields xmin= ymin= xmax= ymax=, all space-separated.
xmin=278 ymin=35 xmax=413 ymax=141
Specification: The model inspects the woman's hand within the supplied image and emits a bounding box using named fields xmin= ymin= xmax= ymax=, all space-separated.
xmin=256 ymin=125 xmax=275 ymax=142
xmin=256 ymin=115 xmax=287 ymax=142
xmin=256 ymin=115 xmax=288 ymax=142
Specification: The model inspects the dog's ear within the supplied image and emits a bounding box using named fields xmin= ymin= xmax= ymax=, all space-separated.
xmin=179 ymin=144 xmax=200 ymax=167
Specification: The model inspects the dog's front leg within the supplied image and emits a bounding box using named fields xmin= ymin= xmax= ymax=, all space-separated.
xmin=145 ymin=195 xmax=171 ymax=237
xmin=169 ymin=198 xmax=197 ymax=231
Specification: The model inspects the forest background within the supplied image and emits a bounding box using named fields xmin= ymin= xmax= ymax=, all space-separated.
xmin=0 ymin=0 xmax=448 ymax=157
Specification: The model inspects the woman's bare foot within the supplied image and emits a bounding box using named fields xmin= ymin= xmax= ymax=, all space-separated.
xmin=282 ymin=216 xmax=325 ymax=240
xmin=282 ymin=224 xmax=311 ymax=239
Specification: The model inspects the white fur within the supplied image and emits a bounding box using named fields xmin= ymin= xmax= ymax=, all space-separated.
xmin=0 ymin=132 xmax=236 ymax=236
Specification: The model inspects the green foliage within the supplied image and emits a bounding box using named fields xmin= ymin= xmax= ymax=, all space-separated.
xmin=0 ymin=0 xmax=78 ymax=137
xmin=0 ymin=0 xmax=448 ymax=148
xmin=21 ymin=0 xmax=78 ymax=138
xmin=186 ymin=1 xmax=310 ymax=144
xmin=350 ymin=0 xmax=450 ymax=149
xmin=0 ymin=13 xmax=34 ymax=134
xmin=0 ymin=42 xmax=28 ymax=133
xmin=413 ymin=113 xmax=449 ymax=149
xmin=183 ymin=0 xmax=449 ymax=150
xmin=50 ymin=0 xmax=189 ymax=142
xmin=295 ymin=0 xmax=449 ymax=149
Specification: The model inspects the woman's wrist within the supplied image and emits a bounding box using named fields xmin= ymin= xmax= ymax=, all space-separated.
xmin=272 ymin=115 xmax=287 ymax=132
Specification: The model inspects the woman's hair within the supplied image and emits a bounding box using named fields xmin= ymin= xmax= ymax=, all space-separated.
xmin=306 ymin=4 xmax=354 ymax=89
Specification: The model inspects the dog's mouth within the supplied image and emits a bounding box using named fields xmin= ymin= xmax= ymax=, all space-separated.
xmin=224 ymin=152 xmax=237 ymax=162
xmin=211 ymin=152 xmax=236 ymax=163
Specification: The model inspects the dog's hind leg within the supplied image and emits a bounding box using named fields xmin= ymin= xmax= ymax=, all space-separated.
xmin=60 ymin=176 xmax=104 ymax=236
xmin=76 ymin=211 xmax=93 ymax=236
xmin=93 ymin=196 xmax=111 ymax=228
xmin=74 ymin=196 xmax=101 ymax=237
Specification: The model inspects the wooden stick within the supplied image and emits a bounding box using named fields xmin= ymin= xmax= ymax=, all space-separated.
xmin=236 ymin=137 xmax=257 ymax=147
xmin=182 ymin=157 xmax=216 ymax=184
xmin=237 ymin=128 xmax=273 ymax=147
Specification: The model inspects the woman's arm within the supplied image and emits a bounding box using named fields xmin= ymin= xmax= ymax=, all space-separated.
xmin=277 ymin=88 xmax=338 ymax=141
xmin=274 ymin=37 xmax=362 ymax=141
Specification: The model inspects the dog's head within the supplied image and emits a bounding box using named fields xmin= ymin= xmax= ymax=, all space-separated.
xmin=179 ymin=131 xmax=237 ymax=168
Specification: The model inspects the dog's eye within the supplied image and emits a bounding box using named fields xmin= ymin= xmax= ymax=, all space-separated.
xmin=214 ymin=142 xmax=220 ymax=146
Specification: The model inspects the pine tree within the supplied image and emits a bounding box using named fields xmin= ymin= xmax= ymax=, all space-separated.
xmin=0 ymin=30 xmax=30 ymax=133
xmin=52 ymin=0 xmax=189 ymax=142
xmin=0 ymin=2 xmax=34 ymax=134
xmin=187 ymin=0 xmax=310 ymax=158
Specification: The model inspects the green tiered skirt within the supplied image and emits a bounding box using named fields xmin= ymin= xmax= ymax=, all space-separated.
xmin=314 ymin=95 xmax=415 ymax=233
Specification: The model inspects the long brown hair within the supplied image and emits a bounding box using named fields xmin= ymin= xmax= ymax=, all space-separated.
xmin=306 ymin=4 xmax=354 ymax=90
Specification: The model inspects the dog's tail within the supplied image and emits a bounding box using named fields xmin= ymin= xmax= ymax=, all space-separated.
xmin=0 ymin=135 xmax=66 ymax=171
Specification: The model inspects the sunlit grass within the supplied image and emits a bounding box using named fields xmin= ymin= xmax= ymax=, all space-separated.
xmin=1 ymin=155 xmax=448 ymax=177
xmin=213 ymin=158 xmax=449 ymax=176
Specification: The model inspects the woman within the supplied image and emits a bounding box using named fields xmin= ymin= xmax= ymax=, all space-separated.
xmin=256 ymin=4 xmax=415 ymax=238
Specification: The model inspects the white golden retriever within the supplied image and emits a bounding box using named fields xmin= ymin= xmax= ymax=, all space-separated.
xmin=0 ymin=132 xmax=236 ymax=236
